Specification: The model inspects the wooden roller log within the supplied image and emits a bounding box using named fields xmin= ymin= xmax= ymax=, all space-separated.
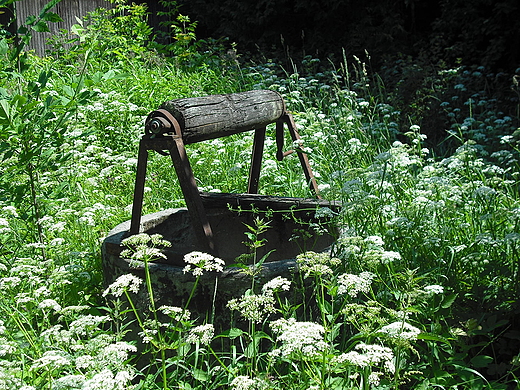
xmin=158 ymin=90 xmax=285 ymax=144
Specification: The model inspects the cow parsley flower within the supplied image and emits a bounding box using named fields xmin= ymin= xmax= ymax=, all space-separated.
xmin=183 ymin=251 xmax=225 ymax=276
xmin=99 ymin=342 xmax=137 ymax=366
xmin=81 ymin=369 xmax=132 ymax=390
xmin=0 ymin=218 xmax=9 ymax=234
xmin=337 ymin=271 xmax=375 ymax=297
xmin=332 ymin=343 xmax=394 ymax=373
xmin=380 ymin=251 xmax=401 ymax=263
xmin=32 ymin=350 xmax=72 ymax=370
xmin=102 ymin=274 xmax=142 ymax=297
xmin=378 ymin=321 xmax=421 ymax=341
xmin=0 ymin=339 xmax=17 ymax=356
xmin=69 ymin=315 xmax=110 ymax=336
xmin=120 ymin=233 xmax=171 ymax=263
xmin=186 ymin=324 xmax=214 ymax=345
xmin=262 ymin=276 xmax=291 ymax=296
xmin=423 ymin=284 xmax=444 ymax=295
xmin=270 ymin=318 xmax=328 ymax=359
xmin=158 ymin=305 xmax=191 ymax=322
xmin=52 ymin=375 xmax=85 ymax=389
xmin=230 ymin=375 xmax=256 ymax=390
xmin=227 ymin=292 xmax=276 ymax=323
xmin=38 ymin=299 xmax=62 ymax=312
xmin=296 ymin=251 xmax=341 ymax=278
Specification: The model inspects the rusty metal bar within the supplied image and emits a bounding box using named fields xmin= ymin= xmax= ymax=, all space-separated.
xmin=167 ymin=135 xmax=216 ymax=254
xmin=282 ymin=113 xmax=321 ymax=198
xmin=129 ymin=139 xmax=149 ymax=235
xmin=247 ymin=127 xmax=266 ymax=194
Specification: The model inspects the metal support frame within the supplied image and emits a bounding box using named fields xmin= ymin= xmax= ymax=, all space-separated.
xmin=129 ymin=108 xmax=321 ymax=256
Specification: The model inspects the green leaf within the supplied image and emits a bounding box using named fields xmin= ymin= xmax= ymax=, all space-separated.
xmin=62 ymin=85 xmax=75 ymax=97
xmin=192 ymin=368 xmax=209 ymax=382
xmin=0 ymin=39 xmax=8 ymax=56
xmin=24 ymin=15 xmax=36 ymax=26
xmin=0 ymin=99 xmax=11 ymax=122
xmin=39 ymin=0 xmax=62 ymax=18
xmin=218 ymin=327 xmax=244 ymax=339
xmin=417 ymin=332 xmax=452 ymax=344
xmin=32 ymin=20 xmax=50 ymax=33
xmin=470 ymin=355 xmax=493 ymax=368
xmin=245 ymin=339 xmax=258 ymax=358
xmin=42 ymin=12 xmax=62 ymax=23
xmin=441 ymin=293 xmax=457 ymax=309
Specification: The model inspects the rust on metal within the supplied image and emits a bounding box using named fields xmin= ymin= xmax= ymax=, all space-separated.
xmin=129 ymin=90 xmax=325 ymax=255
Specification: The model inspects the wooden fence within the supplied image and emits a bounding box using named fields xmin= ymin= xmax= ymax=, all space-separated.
xmin=1 ymin=1 xmax=171 ymax=56
xmin=12 ymin=0 xmax=115 ymax=56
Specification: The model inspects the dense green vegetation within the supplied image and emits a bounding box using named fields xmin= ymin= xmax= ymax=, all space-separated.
xmin=0 ymin=1 xmax=519 ymax=389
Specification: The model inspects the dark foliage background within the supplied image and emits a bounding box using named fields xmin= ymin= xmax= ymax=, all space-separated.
xmin=173 ymin=0 xmax=520 ymax=71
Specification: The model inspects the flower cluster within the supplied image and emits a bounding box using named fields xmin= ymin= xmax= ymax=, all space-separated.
xmin=261 ymin=276 xmax=291 ymax=296
xmin=183 ymin=251 xmax=225 ymax=276
xmin=333 ymin=342 xmax=395 ymax=372
xmin=337 ymin=271 xmax=375 ymax=297
xmin=120 ymin=233 xmax=171 ymax=264
xmin=378 ymin=321 xmax=422 ymax=341
xmin=186 ymin=324 xmax=214 ymax=345
xmin=270 ymin=318 xmax=328 ymax=359
xmin=102 ymin=274 xmax=142 ymax=297
xmin=227 ymin=292 xmax=276 ymax=323
xmin=296 ymin=251 xmax=341 ymax=278
xmin=158 ymin=306 xmax=191 ymax=322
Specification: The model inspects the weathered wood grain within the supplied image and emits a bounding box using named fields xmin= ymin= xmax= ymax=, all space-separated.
xmin=160 ymin=90 xmax=285 ymax=144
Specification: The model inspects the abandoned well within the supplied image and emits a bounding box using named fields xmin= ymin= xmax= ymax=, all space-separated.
xmin=101 ymin=90 xmax=341 ymax=329
xmin=101 ymin=194 xmax=340 ymax=327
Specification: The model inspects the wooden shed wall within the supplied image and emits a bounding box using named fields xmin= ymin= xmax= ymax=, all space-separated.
xmin=15 ymin=0 xmax=115 ymax=56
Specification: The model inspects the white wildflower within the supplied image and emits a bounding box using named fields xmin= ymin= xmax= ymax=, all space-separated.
xmin=81 ymin=369 xmax=131 ymax=390
xmin=262 ymin=276 xmax=291 ymax=296
xmin=52 ymin=374 xmax=85 ymax=389
xmin=69 ymin=315 xmax=109 ymax=336
xmin=75 ymin=355 xmax=95 ymax=370
xmin=0 ymin=218 xmax=9 ymax=234
xmin=231 ymin=375 xmax=255 ymax=390
xmin=296 ymin=251 xmax=341 ymax=278
xmin=380 ymin=251 xmax=402 ymax=263
xmin=365 ymin=235 xmax=384 ymax=248
xmin=32 ymin=350 xmax=71 ymax=370
xmin=337 ymin=271 xmax=375 ymax=297
xmin=158 ymin=306 xmax=191 ymax=322
xmin=314 ymin=207 xmax=336 ymax=219
xmin=369 ymin=372 xmax=382 ymax=386
xmin=227 ymin=292 xmax=276 ymax=323
xmin=2 ymin=205 xmax=18 ymax=217
xmin=186 ymin=324 xmax=214 ymax=345
xmin=38 ymin=299 xmax=62 ymax=312
xmin=333 ymin=343 xmax=394 ymax=373
xmin=102 ymin=274 xmax=142 ymax=297
xmin=424 ymin=285 xmax=444 ymax=295
xmin=138 ymin=329 xmax=158 ymax=344
xmin=0 ymin=339 xmax=17 ymax=356
xmin=183 ymin=251 xmax=225 ymax=276
xmin=379 ymin=321 xmax=421 ymax=341
xmin=100 ymin=342 xmax=137 ymax=366
xmin=270 ymin=318 xmax=328 ymax=359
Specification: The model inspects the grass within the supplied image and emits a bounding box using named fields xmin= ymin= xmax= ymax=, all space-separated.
xmin=0 ymin=2 xmax=519 ymax=389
